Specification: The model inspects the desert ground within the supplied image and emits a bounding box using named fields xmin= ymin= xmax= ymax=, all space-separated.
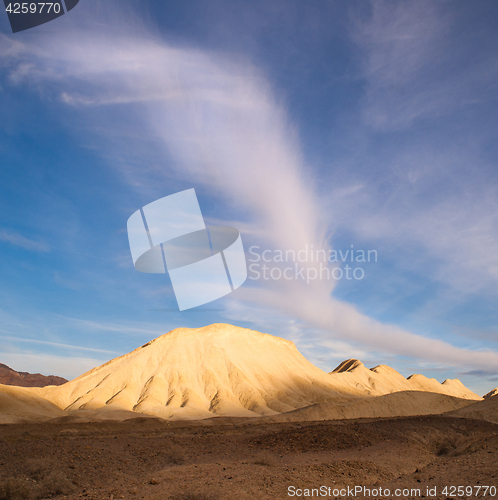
xmin=1 ymin=412 xmax=497 ymax=500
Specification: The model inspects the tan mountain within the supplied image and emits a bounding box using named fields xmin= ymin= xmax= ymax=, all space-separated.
xmin=38 ymin=324 xmax=355 ymax=420
xmin=484 ymin=388 xmax=498 ymax=399
xmin=257 ymin=392 xmax=478 ymax=424
xmin=445 ymin=395 xmax=498 ymax=424
xmin=329 ymin=358 xmax=480 ymax=399
xmin=0 ymin=324 xmax=483 ymax=423
xmin=0 ymin=384 xmax=66 ymax=424
xmin=0 ymin=363 xmax=67 ymax=387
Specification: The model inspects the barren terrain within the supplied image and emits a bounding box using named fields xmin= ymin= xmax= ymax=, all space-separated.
xmin=1 ymin=414 xmax=497 ymax=500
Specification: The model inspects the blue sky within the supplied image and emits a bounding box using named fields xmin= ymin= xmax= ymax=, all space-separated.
xmin=1 ymin=0 xmax=498 ymax=395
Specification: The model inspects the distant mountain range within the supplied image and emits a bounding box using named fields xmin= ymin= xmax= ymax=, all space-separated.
xmin=0 ymin=363 xmax=67 ymax=388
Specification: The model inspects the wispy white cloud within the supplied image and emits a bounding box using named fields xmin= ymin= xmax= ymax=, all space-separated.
xmin=237 ymin=285 xmax=498 ymax=373
xmin=0 ymin=229 xmax=49 ymax=252
xmin=327 ymin=1 xmax=498 ymax=296
xmin=0 ymin=334 xmax=118 ymax=355
xmin=329 ymin=173 xmax=498 ymax=295
xmin=0 ymin=29 xmax=325 ymax=259
xmin=55 ymin=315 xmax=169 ymax=337
xmin=351 ymin=0 xmax=498 ymax=130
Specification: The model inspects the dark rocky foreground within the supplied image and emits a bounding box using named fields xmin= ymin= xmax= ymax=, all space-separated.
xmin=0 ymin=415 xmax=496 ymax=500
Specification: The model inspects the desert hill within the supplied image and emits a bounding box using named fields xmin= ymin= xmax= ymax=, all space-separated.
xmin=38 ymin=324 xmax=356 ymax=420
xmin=484 ymin=388 xmax=498 ymax=399
xmin=256 ymin=391 xmax=476 ymax=423
xmin=445 ymin=394 xmax=498 ymax=424
xmin=329 ymin=358 xmax=480 ymax=400
xmin=0 ymin=384 xmax=66 ymax=424
xmin=0 ymin=324 xmax=483 ymax=423
xmin=0 ymin=363 xmax=67 ymax=387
